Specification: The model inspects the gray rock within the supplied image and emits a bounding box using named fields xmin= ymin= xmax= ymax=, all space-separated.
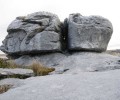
xmin=1 ymin=70 xmax=120 ymax=100
xmin=0 ymin=78 xmax=24 ymax=88
xmin=14 ymin=52 xmax=120 ymax=73
xmin=1 ymin=12 xmax=62 ymax=55
xmin=67 ymin=13 xmax=113 ymax=52
xmin=1 ymin=30 xmax=26 ymax=54
xmin=0 ymin=68 xmax=33 ymax=79
xmin=20 ymin=31 xmax=61 ymax=53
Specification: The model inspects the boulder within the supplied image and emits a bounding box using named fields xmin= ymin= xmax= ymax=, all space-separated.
xmin=0 ymin=12 xmax=62 ymax=55
xmin=0 ymin=12 xmax=114 ymax=55
xmin=67 ymin=13 xmax=113 ymax=52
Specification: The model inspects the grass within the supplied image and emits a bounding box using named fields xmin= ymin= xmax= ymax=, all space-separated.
xmin=30 ymin=61 xmax=55 ymax=76
xmin=0 ymin=58 xmax=18 ymax=68
xmin=0 ymin=84 xmax=13 ymax=94
xmin=0 ymin=58 xmax=9 ymax=68
xmin=0 ymin=58 xmax=55 ymax=79
xmin=0 ymin=61 xmax=55 ymax=94
xmin=0 ymin=58 xmax=31 ymax=79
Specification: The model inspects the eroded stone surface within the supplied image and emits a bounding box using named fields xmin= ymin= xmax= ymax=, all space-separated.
xmin=1 ymin=70 xmax=120 ymax=100
xmin=14 ymin=52 xmax=120 ymax=73
xmin=0 ymin=12 xmax=113 ymax=55
xmin=67 ymin=13 xmax=113 ymax=52
xmin=1 ymin=12 xmax=62 ymax=55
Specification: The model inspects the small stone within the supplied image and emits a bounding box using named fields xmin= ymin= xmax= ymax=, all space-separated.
xmin=0 ymin=68 xmax=33 ymax=79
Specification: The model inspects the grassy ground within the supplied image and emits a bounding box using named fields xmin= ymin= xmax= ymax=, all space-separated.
xmin=0 ymin=58 xmax=55 ymax=76
xmin=0 ymin=59 xmax=56 ymax=94
xmin=0 ymin=58 xmax=18 ymax=68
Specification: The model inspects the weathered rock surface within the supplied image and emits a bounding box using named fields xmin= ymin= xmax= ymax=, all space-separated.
xmin=0 ymin=12 xmax=114 ymax=55
xmin=14 ymin=52 xmax=120 ymax=73
xmin=0 ymin=70 xmax=120 ymax=100
xmin=67 ymin=13 xmax=113 ymax=52
xmin=0 ymin=12 xmax=62 ymax=55
xmin=0 ymin=68 xmax=33 ymax=79
xmin=0 ymin=78 xmax=24 ymax=88
xmin=0 ymin=11 xmax=119 ymax=100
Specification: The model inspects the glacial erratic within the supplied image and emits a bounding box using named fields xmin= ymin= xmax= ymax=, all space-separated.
xmin=67 ymin=13 xmax=113 ymax=52
xmin=1 ymin=12 xmax=62 ymax=55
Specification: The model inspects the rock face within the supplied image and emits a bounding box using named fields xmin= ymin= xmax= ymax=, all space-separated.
xmin=67 ymin=13 xmax=113 ymax=52
xmin=1 ymin=12 xmax=62 ymax=55
xmin=1 ymin=12 xmax=120 ymax=100
xmin=14 ymin=52 xmax=120 ymax=73
xmin=1 ymin=70 xmax=120 ymax=100
xmin=0 ymin=12 xmax=115 ymax=71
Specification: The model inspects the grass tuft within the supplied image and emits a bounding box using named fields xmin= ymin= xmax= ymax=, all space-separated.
xmin=0 ymin=58 xmax=19 ymax=68
xmin=30 ymin=61 xmax=55 ymax=76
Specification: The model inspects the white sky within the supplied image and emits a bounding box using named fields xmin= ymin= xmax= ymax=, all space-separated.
xmin=0 ymin=0 xmax=120 ymax=54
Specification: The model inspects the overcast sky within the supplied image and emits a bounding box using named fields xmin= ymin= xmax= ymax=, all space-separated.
xmin=0 ymin=0 xmax=120 ymax=54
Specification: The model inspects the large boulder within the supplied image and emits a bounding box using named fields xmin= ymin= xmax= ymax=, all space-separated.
xmin=0 ymin=12 xmax=62 ymax=55
xmin=0 ymin=12 xmax=114 ymax=55
xmin=67 ymin=13 xmax=113 ymax=52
